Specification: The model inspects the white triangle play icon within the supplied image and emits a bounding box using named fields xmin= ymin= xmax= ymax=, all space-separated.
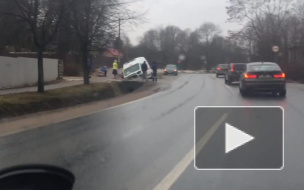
xmin=225 ymin=123 xmax=255 ymax=154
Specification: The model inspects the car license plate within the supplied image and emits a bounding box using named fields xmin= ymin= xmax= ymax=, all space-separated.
xmin=259 ymin=75 xmax=272 ymax=79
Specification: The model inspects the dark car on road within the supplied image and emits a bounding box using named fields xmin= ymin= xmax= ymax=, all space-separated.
xmin=225 ymin=63 xmax=246 ymax=85
xmin=216 ymin=64 xmax=229 ymax=77
xmin=239 ymin=62 xmax=286 ymax=97
xmin=164 ymin=64 xmax=178 ymax=76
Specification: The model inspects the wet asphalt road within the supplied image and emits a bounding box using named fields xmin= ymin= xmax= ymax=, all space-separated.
xmin=0 ymin=74 xmax=304 ymax=190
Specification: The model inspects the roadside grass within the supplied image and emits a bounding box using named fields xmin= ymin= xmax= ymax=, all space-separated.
xmin=0 ymin=81 xmax=143 ymax=118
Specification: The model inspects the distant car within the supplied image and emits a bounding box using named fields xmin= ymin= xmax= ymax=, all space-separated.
xmin=239 ymin=62 xmax=286 ymax=97
xmin=210 ymin=67 xmax=216 ymax=73
xmin=225 ymin=63 xmax=246 ymax=85
xmin=216 ymin=64 xmax=229 ymax=77
xmin=164 ymin=64 xmax=178 ymax=75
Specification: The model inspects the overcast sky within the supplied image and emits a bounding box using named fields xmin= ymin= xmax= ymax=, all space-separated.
xmin=125 ymin=0 xmax=242 ymax=45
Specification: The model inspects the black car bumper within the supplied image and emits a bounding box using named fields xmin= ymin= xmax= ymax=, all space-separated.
xmin=165 ymin=71 xmax=177 ymax=75
xmin=227 ymin=71 xmax=244 ymax=82
xmin=243 ymin=81 xmax=286 ymax=92
xmin=216 ymin=71 xmax=226 ymax=75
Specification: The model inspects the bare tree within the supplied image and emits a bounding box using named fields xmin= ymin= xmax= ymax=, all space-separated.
xmin=69 ymin=0 xmax=143 ymax=85
xmin=0 ymin=8 xmax=33 ymax=53
xmin=197 ymin=22 xmax=221 ymax=70
xmin=1 ymin=0 xmax=66 ymax=93
xmin=159 ymin=26 xmax=182 ymax=64
xmin=141 ymin=29 xmax=160 ymax=51
xmin=198 ymin=22 xmax=221 ymax=44
xmin=227 ymin=0 xmax=296 ymax=62
xmin=135 ymin=29 xmax=161 ymax=63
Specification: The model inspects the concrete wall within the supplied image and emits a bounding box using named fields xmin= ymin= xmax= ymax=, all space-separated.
xmin=0 ymin=56 xmax=58 ymax=88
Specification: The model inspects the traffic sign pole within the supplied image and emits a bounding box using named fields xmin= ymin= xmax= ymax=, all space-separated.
xmin=272 ymin=46 xmax=280 ymax=63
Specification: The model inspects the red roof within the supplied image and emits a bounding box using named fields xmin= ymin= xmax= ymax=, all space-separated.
xmin=103 ymin=48 xmax=123 ymax=58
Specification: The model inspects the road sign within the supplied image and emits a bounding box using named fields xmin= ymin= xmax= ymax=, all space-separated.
xmin=225 ymin=123 xmax=255 ymax=154
xmin=178 ymin=54 xmax=186 ymax=61
xmin=272 ymin=46 xmax=280 ymax=52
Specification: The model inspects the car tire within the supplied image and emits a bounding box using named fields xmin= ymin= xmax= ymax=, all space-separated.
xmin=240 ymin=88 xmax=248 ymax=97
xmin=226 ymin=77 xmax=231 ymax=85
xmin=279 ymin=90 xmax=286 ymax=97
xmin=216 ymin=74 xmax=219 ymax=78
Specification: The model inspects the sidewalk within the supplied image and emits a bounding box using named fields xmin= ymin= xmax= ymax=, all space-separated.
xmin=0 ymin=68 xmax=169 ymax=95
xmin=0 ymin=80 xmax=83 ymax=95
xmin=0 ymin=69 xmax=123 ymax=95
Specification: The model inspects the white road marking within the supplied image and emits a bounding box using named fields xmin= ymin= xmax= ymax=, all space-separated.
xmin=153 ymin=113 xmax=228 ymax=190
xmin=195 ymin=113 xmax=229 ymax=157
xmin=213 ymin=76 xmax=235 ymax=94
xmin=224 ymin=84 xmax=234 ymax=94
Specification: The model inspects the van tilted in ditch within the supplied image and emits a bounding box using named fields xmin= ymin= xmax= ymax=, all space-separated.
xmin=123 ymin=57 xmax=153 ymax=79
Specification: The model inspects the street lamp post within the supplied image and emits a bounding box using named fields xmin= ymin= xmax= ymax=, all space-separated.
xmin=178 ymin=54 xmax=186 ymax=70
xmin=117 ymin=18 xmax=121 ymax=65
xmin=201 ymin=55 xmax=206 ymax=70
xmin=176 ymin=44 xmax=186 ymax=70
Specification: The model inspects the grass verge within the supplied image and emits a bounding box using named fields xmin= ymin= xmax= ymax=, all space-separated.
xmin=0 ymin=81 xmax=143 ymax=119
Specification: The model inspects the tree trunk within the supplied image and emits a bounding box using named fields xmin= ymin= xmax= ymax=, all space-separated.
xmin=82 ymin=44 xmax=90 ymax=85
xmin=37 ymin=47 xmax=44 ymax=93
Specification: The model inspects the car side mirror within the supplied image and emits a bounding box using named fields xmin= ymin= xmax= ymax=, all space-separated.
xmin=0 ymin=165 xmax=75 ymax=190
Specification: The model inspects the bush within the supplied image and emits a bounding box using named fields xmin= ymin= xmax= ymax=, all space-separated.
xmin=280 ymin=64 xmax=304 ymax=82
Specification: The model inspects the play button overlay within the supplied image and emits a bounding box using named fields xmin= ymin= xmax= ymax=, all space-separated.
xmin=194 ymin=106 xmax=284 ymax=170
xmin=225 ymin=123 xmax=255 ymax=154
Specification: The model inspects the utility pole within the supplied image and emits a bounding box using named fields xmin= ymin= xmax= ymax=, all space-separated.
xmin=118 ymin=18 xmax=121 ymax=65
xmin=118 ymin=18 xmax=121 ymax=40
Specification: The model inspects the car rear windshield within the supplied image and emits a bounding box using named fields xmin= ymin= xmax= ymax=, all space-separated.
xmin=247 ymin=64 xmax=281 ymax=72
xmin=233 ymin=64 xmax=246 ymax=71
xmin=219 ymin=64 xmax=229 ymax=69
xmin=166 ymin=65 xmax=177 ymax=69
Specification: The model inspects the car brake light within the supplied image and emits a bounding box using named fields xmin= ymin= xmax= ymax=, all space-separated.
xmin=230 ymin=64 xmax=234 ymax=72
xmin=273 ymin=73 xmax=286 ymax=78
xmin=217 ymin=67 xmax=221 ymax=71
xmin=174 ymin=69 xmax=177 ymax=72
xmin=164 ymin=69 xmax=167 ymax=71
xmin=244 ymin=73 xmax=257 ymax=79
